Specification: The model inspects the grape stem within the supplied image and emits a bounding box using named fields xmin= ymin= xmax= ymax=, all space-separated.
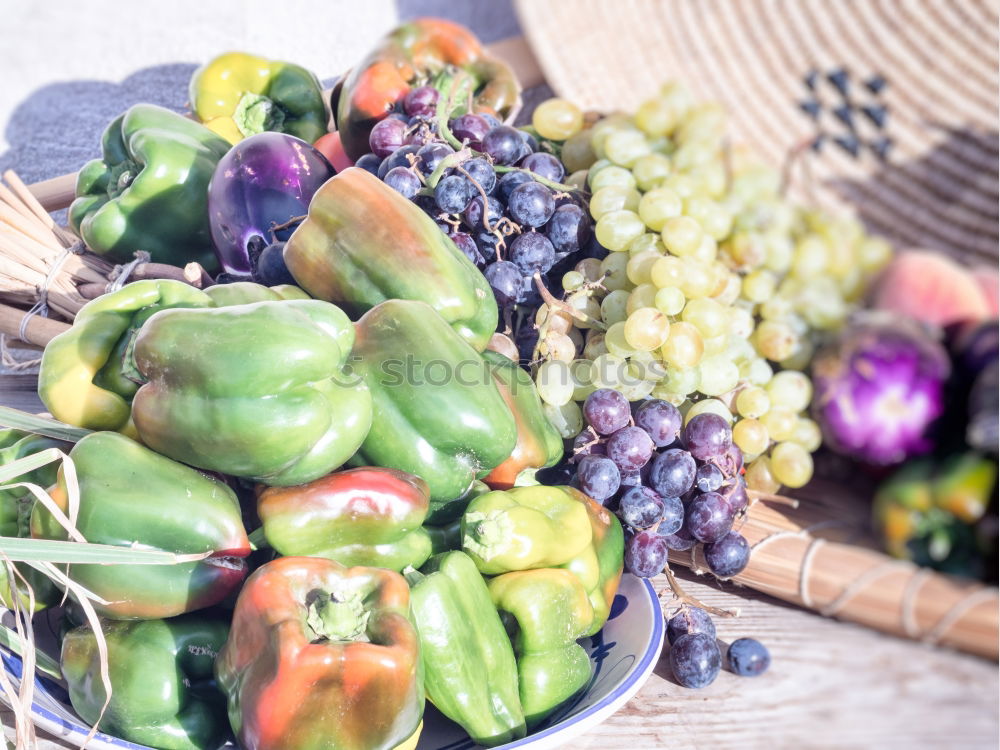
xmin=661 ymin=563 xmax=739 ymax=618
xmin=268 ymin=214 xmax=307 ymax=240
xmin=493 ymin=165 xmax=582 ymax=194
xmin=435 ymin=74 xmax=469 ymax=151
xmin=532 ymin=273 xmax=606 ymax=330
xmin=746 ymin=489 xmax=800 ymax=508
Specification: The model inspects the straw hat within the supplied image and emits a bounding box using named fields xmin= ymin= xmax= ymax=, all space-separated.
xmin=515 ymin=0 xmax=999 ymax=264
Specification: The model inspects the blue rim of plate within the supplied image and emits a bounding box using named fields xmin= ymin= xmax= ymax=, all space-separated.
xmin=2 ymin=576 xmax=664 ymax=750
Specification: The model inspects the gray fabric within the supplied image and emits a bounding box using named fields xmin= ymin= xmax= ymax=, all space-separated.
xmin=0 ymin=1 xmax=522 ymax=185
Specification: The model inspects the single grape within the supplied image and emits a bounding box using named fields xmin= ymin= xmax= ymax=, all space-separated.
xmin=577 ymin=455 xmax=622 ymax=502
xmin=533 ymin=98 xmax=584 ymax=140
xmin=415 ymin=142 xmax=455 ymax=176
xmin=547 ymin=204 xmax=592 ymax=254
xmin=449 ymin=231 xmax=485 ymax=268
xmin=736 ymin=386 xmax=771 ymax=419
xmin=354 ymin=153 xmax=381 ymax=175
xmin=667 ymin=606 xmax=717 ymax=645
xmin=619 ymin=468 xmax=643 ymax=488
xmin=378 ymin=144 xmax=420 ymax=179
xmin=669 ymin=633 xmax=721 ymax=689
xmin=403 ymin=85 xmax=440 ymax=117
xmin=450 ymin=113 xmax=490 ymax=148
xmin=595 ymin=210 xmax=645 ymax=251
xmin=658 ymin=493 xmax=685 ymax=536
xmin=482 ymin=125 xmax=524 ymax=165
xmin=727 ymin=638 xmax=770 ymax=677
xmin=683 ymin=413 xmax=733 ymax=461
xmin=619 ymin=486 xmax=665 ymax=530
xmin=696 ymin=463 xmax=724 ymax=492
xmin=497 ymin=170 xmax=534 ymax=202
xmin=572 ymin=427 xmax=606 ymax=459
xmin=463 ymin=195 xmax=505 ymax=230
xmin=484 ymin=261 xmax=522 ymax=307
xmin=634 ymin=399 xmax=682 ymax=447
xmin=508 ymin=181 xmax=556 ymax=228
xmin=686 ymin=491 xmax=734 ymax=543
xmin=461 ymin=157 xmax=497 ymax=194
xmin=648 ymin=448 xmax=697 ymax=497
xmin=624 ymin=530 xmax=669 ymax=577
xmin=583 ymin=388 xmax=631 ymax=435
xmin=606 ymin=426 xmax=655 ymax=472
xmin=254 ymin=242 xmax=295 ymax=286
xmin=724 ymin=477 xmax=749 ymax=514
xmin=704 ymin=531 xmax=750 ymax=577
xmin=383 ymin=166 xmax=421 ymax=199
xmin=766 ymin=370 xmax=813 ymax=413
xmin=520 ymin=152 xmax=566 ymax=183
xmin=509 ymin=232 xmax=556 ymax=276
xmin=660 ymin=522 xmax=698 ymax=551
xmin=624 ymin=308 xmax=671 ymax=351
xmin=369 ymin=117 xmax=407 ymax=158
xmin=732 ymin=418 xmax=770 ymax=457
xmin=517 ymin=130 xmax=539 ymax=159
xmin=770 ymin=441 xmax=814 ymax=489
xmin=434 ymin=174 xmax=475 ymax=214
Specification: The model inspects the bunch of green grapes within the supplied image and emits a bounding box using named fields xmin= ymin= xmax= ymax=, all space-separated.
xmin=529 ymin=83 xmax=894 ymax=493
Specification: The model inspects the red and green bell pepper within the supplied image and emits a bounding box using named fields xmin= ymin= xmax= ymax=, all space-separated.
xmin=30 ymin=431 xmax=250 ymax=619
xmin=336 ymin=18 xmax=521 ymax=160
xmin=257 ymin=467 xmax=433 ymax=572
xmin=216 ymin=556 xmax=423 ymax=750
xmin=284 ymin=167 xmax=498 ymax=351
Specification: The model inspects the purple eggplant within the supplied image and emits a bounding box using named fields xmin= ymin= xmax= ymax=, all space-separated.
xmin=208 ymin=132 xmax=334 ymax=275
xmin=812 ymin=315 xmax=951 ymax=466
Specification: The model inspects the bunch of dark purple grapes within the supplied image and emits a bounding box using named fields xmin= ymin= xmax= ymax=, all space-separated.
xmin=567 ymin=389 xmax=752 ymax=581
xmin=353 ymin=85 xmax=598 ymax=311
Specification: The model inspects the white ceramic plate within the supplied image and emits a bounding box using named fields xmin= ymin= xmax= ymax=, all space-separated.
xmin=1 ymin=574 xmax=663 ymax=750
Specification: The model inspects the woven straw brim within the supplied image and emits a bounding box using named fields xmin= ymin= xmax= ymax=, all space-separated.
xmin=515 ymin=0 xmax=999 ymax=264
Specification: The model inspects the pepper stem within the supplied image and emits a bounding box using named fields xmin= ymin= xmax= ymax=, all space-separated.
xmin=306 ymin=590 xmax=370 ymax=643
xmin=234 ymin=92 xmax=286 ymax=138
xmin=462 ymin=510 xmax=514 ymax=562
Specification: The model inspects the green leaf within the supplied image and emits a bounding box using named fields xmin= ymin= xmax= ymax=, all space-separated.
xmin=0 ymin=448 xmax=63 ymax=484
xmin=0 ymin=406 xmax=91 ymax=443
xmin=0 ymin=537 xmax=210 ymax=565
xmin=0 ymin=624 xmax=61 ymax=681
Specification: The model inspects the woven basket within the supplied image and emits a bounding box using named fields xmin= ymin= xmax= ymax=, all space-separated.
xmin=515 ymin=0 xmax=999 ymax=264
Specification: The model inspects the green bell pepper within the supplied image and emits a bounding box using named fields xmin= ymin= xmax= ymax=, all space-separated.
xmin=37 ymin=279 xmax=213 ymax=435
xmin=130 ymin=299 xmax=372 ymax=486
xmin=559 ymin=486 xmax=625 ymax=636
xmin=257 ymin=467 xmax=433 ymax=572
xmin=489 ymin=568 xmax=594 ymax=726
xmin=61 ymin=615 xmax=230 ymax=750
xmin=189 ymin=52 xmax=327 ymax=145
xmin=352 ymin=299 xmax=516 ymax=523
xmin=406 ymin=551 xmax=526 ymax=746
xmin=0 ymin=429 xmax=64 ymax=612
xmin=69 ymin=104 xmax=231 ymax=269
xmin=203 ymin=281 xmax=310 ymax=306
xmin=30 ymin=431 xmax=251 ymax=619
xmin=461 ymin=485 xmax=594 ymax=575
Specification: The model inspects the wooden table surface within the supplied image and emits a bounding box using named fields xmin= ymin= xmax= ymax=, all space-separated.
xmin=2 ymin=374 xmax=998 ymax=750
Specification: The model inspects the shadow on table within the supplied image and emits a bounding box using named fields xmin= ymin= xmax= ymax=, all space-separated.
xmin=0 ymin=63 xmax=198 ymax=192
